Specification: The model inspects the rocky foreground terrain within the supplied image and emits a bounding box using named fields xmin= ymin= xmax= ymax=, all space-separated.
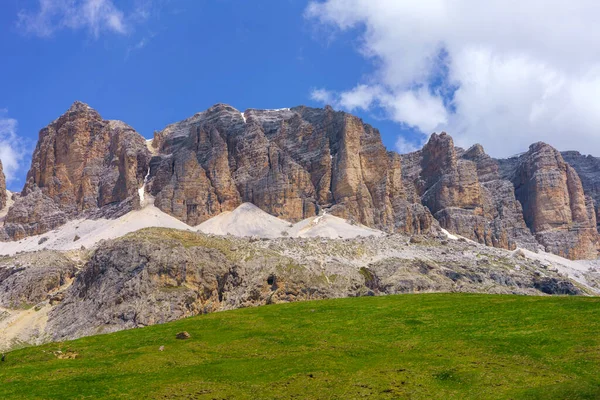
xmin=1 ymin=227 xmax=598 ymax=350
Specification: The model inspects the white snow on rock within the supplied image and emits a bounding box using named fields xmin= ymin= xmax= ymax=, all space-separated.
xmin=0 ymin=202 xmax=192 ymax=256
xmin=441 ymin=228 xmax=459 ymax=241
xmin=440 ymin=225 xmax=598 ymax=291
xmin=518 ymin=247 xmax=597 ymax=290
xmin=0 ymin=201 xmax=387 ymax=256
xmin=196 ymin=203 xmax=385 ymax=239
xmin=138 ymin=168 xmax=151 ymax=206
xmin=196 ymin=203 xmax=291 ymax=239
xmin=290 ymin=213 xmax=384 ymax=239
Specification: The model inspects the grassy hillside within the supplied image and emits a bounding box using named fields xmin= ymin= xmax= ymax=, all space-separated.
xmin=1 ymin=294 xmax=599 ymax=399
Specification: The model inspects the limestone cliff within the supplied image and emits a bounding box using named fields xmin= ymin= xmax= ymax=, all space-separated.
xmin=149 ymin=104 xmax=434 ymax=233
xmin=507 ymin=143 xmax=599 ymax=259
xmin=400 ymin=133 xmax=536 ymax=250
xmin=561 ymin=151 xmax=600 ymax=232
xmin=2 ymin=102 xmax=151 ymax=240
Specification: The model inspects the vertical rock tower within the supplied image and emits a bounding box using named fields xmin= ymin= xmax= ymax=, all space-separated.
xmin=510 ymin=143 xmax=599 ymax=259
xmin=2 ymin=102 xmax=151 ymax=240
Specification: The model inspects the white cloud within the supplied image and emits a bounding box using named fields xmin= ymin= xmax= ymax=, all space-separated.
xmin=306 ymin=0 xmax=600 ymax=157
xmin=310 ymin=88 xmax=336 ymax=104
xmin=311 ymin=84 xmax=446 ymax=133
xmin=0 ymin=111 xmax=25 ymax=184
xmin=395 ymin=136 xmax=422 ymax=154
xmin=18 ymin=0 xmax=129 ymax=38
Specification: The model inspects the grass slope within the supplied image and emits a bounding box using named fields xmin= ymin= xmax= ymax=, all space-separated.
xmin=1 ymin=294 xmax=599 ymax=399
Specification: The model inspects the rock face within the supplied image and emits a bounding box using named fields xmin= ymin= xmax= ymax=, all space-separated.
xmin=0 ymin=160 xmax=6 ymax=211
xmin=2 ymin=102 xmax=151 ymax=240
xmin=2 ymin=101 xmax=600 ymax=261
xmin=0 ymin=252 xmax=77 ymax=309
xmin=505 ymin=143 xmax=599 ymax=259
xmin=561 ymin=151 xmax=600 ymax=232
xmin=400 ymin=133 xmax=536 ymax=250
xmin=149 ymin=104 xmax=433 ymax=233
xmin=37 ymin=229 xmax=588 ymax=341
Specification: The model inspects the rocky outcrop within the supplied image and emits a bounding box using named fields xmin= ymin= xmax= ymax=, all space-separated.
xmin=0 ymin=252 xmax=77 ymax=309
xmin=38 ymin=228 xmax=587 ymax=341
xmin=148 ymin=104 xmax=434 ymax=233
xmin=2 ymin=102 xmax=151 ymax=240
xmin=400 ymin=133 xmax=536 ymax=250
xmin=507 ymin=143 xmax=599 ymax=259
xmin=561 ymin=151 xmax=600 ymax=232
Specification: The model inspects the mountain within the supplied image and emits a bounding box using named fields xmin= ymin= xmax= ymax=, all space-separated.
xmin=2 ymin=102 xmax=150 ymax=240
xmin=0 ymin=101 xmax=599 ymax=260
xmin=499 ymin=143 xmax=599 ymax=259
xmin=2 ymin=101 xmax=600 ymax=349
xmin=148 ymin=104 xmax=433 ymax=234
xmin=400 ymin=133 xmax=537 ymax=251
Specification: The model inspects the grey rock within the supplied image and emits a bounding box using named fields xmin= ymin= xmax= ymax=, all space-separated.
xmin=0 ymin=251 xmax=77 ymax=308
xmin=39 ymin=229 xmax=587 ymax=342
xmin=561 ymin=151 xmax=600 ymax=232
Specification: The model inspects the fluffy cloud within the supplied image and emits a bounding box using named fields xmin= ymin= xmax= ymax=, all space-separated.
xmin=0 ymin=111 xmax=25 ymax=184
xmin=306 ymin=0 xmax=600 ymax=157
xmin=18 ymin=0 xmax=130 ymax=37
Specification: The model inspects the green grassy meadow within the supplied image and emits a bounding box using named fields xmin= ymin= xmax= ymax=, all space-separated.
xmin=1 ymin=294 xmax=599 ymax=399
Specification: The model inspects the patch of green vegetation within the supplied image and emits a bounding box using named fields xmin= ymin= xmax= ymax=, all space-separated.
xmin=359 ymin=266 xmax=375 ymax=284
xmin=121 ymin=228 xmax=243 ymax=260
xmin=276 ymin=261 xmax=305 ymax=275
xmin=1 ymin=294 xmax=600 ymax=399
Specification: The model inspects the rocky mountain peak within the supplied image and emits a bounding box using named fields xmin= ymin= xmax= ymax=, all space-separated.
xmin=67 ymin=100 xmax=94 ymax=112
xmin=401 ymin=131 xmax=537 ymax=251
xmin=510 ymin=142 xmax=599 ymax=259
xmin=147 ymin=104 xmax=434 ymax=233
xmin=463 ymin=144 xmax=486 ymax=158
xmin=421 ymin=132 xmax=457 ymax=180
xmin=56 ymin=101 xmax=102 ymax=122
xmin=2 ymin=102 xmax=151 ymax=240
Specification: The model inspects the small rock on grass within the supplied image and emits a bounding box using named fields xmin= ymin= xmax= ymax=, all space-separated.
xmin=176 ymin=331 xmax=191 ymax=340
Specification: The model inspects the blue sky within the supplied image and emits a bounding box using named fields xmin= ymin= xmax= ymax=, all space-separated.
xmin=3 ymin=1 xmax=600 ymax=190
xmin=0 ymin=0 xmax=420 ymax=191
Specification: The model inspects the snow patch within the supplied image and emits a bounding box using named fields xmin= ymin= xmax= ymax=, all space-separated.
xmin=441 ymin=228 xmax=459 ymax=241
xmin=138 ymin=168 xmax=151 ymax=206
xmin=0 ymin=204 xmax=193 ymax=256
xmin=519 ymin=247 xmax=598 ymax=292
xmin=197 ymin=203 xmax=384 ymax=239
xmin=264 ymin=108 xmax=291 ymax=112
xmin=290 ymin=213 xmax=384 ymax=239
xmin=196 ymin=203 xmax=291 ymax=239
